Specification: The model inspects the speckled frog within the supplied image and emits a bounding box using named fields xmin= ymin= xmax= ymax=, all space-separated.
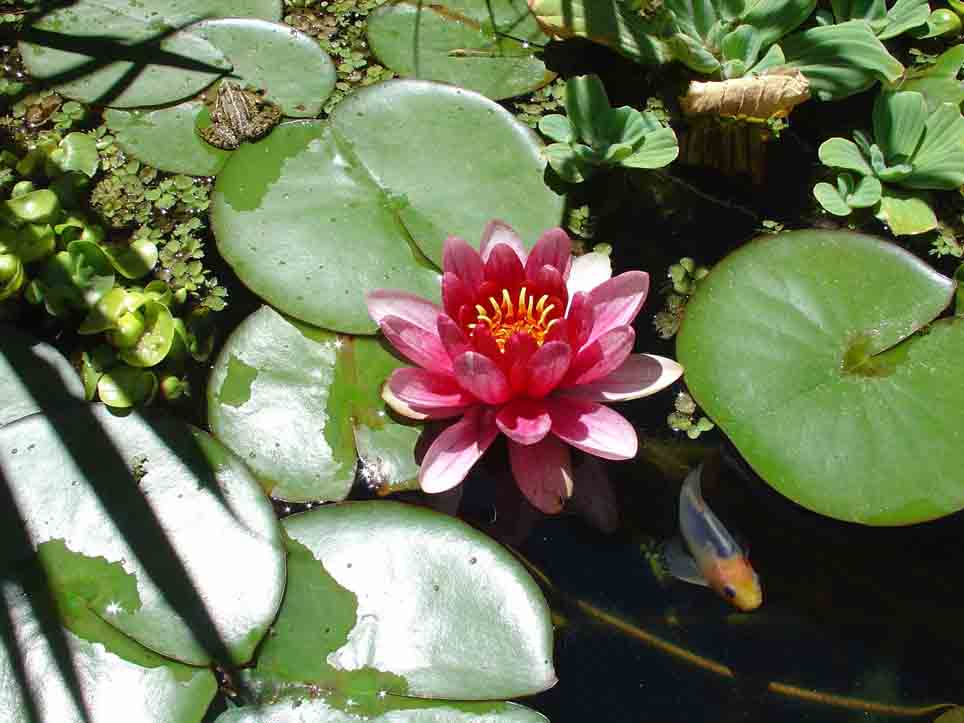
xmin=198 ymin=82 xmax=282 ymax=150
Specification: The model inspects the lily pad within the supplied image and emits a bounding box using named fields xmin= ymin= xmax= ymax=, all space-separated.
xmin=19 ymin=0 xmax=281 ymax=108
xmin=208 ymin=306 xmax=422 ymax=502
xmin=105 ymin=101 xmax=231 ymax=177
xmin=191 ymin=18 xmax=336 ymax=117
xmin=0 ymin=404 xmax=286 ymax=664
xmin=0 ymin=577 xmax=217 ymax=723
xmin=211 ymin=80 xmax=563 ymax=333
xmin=367 ymin=0 xmax=554 ymax=101
xmin=216 ymin=696 xmax=549 ymax=722
xmin=677 ymin=230 xmax=963 ymax=525
xmin=0 ymin=324 xmax=84 ymax=426
xmin=256 ymin=501 xmax=557 ymax=699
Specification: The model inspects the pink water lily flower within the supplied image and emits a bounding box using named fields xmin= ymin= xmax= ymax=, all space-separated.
xmin=366 ymin=221 xmax=683 ymax=514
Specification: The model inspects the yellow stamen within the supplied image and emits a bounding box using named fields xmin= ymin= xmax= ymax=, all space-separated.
xmin=471 ymin=286 xmax=561 ymax=351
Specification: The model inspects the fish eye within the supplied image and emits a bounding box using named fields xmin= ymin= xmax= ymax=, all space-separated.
xmin=723 ymin=584 xmax=737 ymax=599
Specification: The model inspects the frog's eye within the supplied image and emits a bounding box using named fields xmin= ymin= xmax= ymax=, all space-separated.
xmin=723 ymin=584 xmax=737 ymax=599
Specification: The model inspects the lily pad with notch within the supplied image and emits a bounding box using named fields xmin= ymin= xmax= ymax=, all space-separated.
xmin=211 ymin=80 xmax=562 ymax=333
xmin=677 ymin=230 xmax=963 ymax=525
xmin=243 ymin=501 xmax=555 ymax=712
xmin=208 ymin=306 xmax=423 ymax=502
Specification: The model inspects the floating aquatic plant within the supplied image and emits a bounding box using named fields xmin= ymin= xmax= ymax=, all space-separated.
xmin=367 ymin=221 xmax=683 ymax=513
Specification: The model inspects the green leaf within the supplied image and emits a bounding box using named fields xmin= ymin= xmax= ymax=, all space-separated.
xmin=914 ymin=8 xmax=961 ymax=38
xmin=620 ymin=127 xmax=680 ymax=168
xmin=256 ymin=501 xmax=556 ymax=698
xmin=49 ymin=132 xmax=99 ymax=178
xmin=677 ymin=230 xmax=962 ymax=524
xmin=208 ymin=307 xmax=422 ymax=501
xmin=782 ymin=20 xmax=904 ymax=101
xmin=875 ymin=187 xmax=938 ymax=235
xmin=105 ymin=101 xmax=232 ymax=177
xmin=191 ymin=18 xmax=336 ymax=117
xmin=36 ymin=241 xmax=115 ymax=315
xmin=901 ymin=45 xmax=964 ymax=110
xmin=97 ymin=365 xmax=158 ymax=407
xmin=721 ymin=25 xmax=762 ymax=68
xmin=565 ymin=74 xmax=612 ymax=148
xmin=116 ymin=300 xmax=175 ymax=367
xmin=903 ymin=103 xmax=964 ymax=191
xmin=0 ymin=405 xmax=287 ymax=664
xmin=818 ymin=137 xmax=873 ymax=175
xmin=544 ymin=143 xmax=587 ymax=182
xmin=847 ymin=174 xmax=882 ymax=207
xmin=212 ymin=81 xmax=562 ymax=333
xmin=0 ymin=324 xmax=84 ymax=426
xmin=216 ymin=696 xmax=549 ymax=722
xmin=529 ymin=0 xmax=673 ymax=65
xmin=101 ymin=238 xmax=158 ymax=280
xmin=872 ymin=91 xmax=927 ymax=163
xmin=538 ymin=114 xmax=574 ymax=143
xmin=0 ymin=577 xmax=217 ymax=723
xmin=878 ymin=0 xmax=929 ymax=38
xmin=812 ymin=180 xmax=852 ymax=215
xmin=831 ymin=0 xmax=886 ymax=25
xmin=367 ymin=0 xmax=553 ymax=101
xmin=740 ymin=0 xmax=816 ymax=46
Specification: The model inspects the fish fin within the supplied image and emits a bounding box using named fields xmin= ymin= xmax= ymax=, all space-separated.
xmin=661 ymin=537 xmax=708 ymax=587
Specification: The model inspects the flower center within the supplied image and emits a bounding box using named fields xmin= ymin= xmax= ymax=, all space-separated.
xmin=469 ymin=286 xmax=560 ymax=351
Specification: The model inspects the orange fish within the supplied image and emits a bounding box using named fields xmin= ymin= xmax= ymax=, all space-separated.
xmin=663 ymin=463 xmax=762 ymax=611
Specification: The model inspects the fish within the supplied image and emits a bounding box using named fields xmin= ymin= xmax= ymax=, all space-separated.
xmin=663 ymin=463 xmax=763 ymax=612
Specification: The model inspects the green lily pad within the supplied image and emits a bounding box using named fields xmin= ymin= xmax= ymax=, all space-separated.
xmin=257 ymin=501 xmax=557 ymax=699
xmin=0 ymin=576 xmax=217 ymax=723
xmin=0 ymin=404 xmax=286 ymax=664
xmin=49 ymin=132 xmax=100 ymax=178
xmin=191 ymin=18 xmax=336 ymax=117
xmin=105 ymin=101 xmax=231 ymax=177
xmin=677 ymin=230 xmax=963 ymax=525
xmin=20 ymin=0 xmax=281 ymax=108
xmin=19 ymin=0 xmax=282 ymax=107
xmin=211 ymin=80 xmax=563 ymax=333
xmin=0 ymin=324 xmax=84 ymax=426
xmin=215 ymin=695 xmax=548 ymax=722
xmin=208 ymin=306 xmax=422 ymax=502
xmin=367 ymin=0 xmax=554 ymax=101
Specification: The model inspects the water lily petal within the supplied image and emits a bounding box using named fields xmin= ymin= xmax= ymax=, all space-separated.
xmin=561 ymin=354 xmax=683 ymax=402
xmin=509 ymin=436 xmax=573 ymax=514
xmin=442 ymin=272 xmax=473 ymax=321
xmin=548 ymin=397 xmax=638 ymax=460
xmin=506 ymin=332 xmax=538 ymax=394
xmin=526 ymin=228 xmax=572 ymax=280
xmin=484 ymin=242 xmax=525 ymax=290
xmin=585 ymin=271 xmax=649 ymax=345
xmin=496 ymin=397 xmax=552 ymax=445
xmin=566 ymin=251 xmax=612 ymax=300
xmin=367 ymin=289 xmax=443 ymax=332
xmin=528 ymin=264 xmax=568 ymax=310
xmin=526 ymin=340 xmax=572 ymax=398
xmin=420 ymin=408 xmax=499 ymax=493
xmin=566 ymin=292 xmax=592 ymax=350
xmin=386 ymin=368 xmax=475 ymax=419
xmin=480 ymin=219 xmax=527 ymax=264
xmin=470 ymin=325 xmax=504 ymax=364
xmin=380 ymin=315 xmax=452 ymax=375
xmin=453 ymin=351 xmax=512 ymax=404
xmin=564 ymin=326 xmax=635 ymax=387
xmin=437 ymin=314 xmax=471 ymax=359
xmin=442 ymin=235 xmax=484 ymax=292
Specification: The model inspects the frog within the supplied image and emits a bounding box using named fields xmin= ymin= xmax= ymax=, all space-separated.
xmin=197 ymin=81 xmax=282 ymax=150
